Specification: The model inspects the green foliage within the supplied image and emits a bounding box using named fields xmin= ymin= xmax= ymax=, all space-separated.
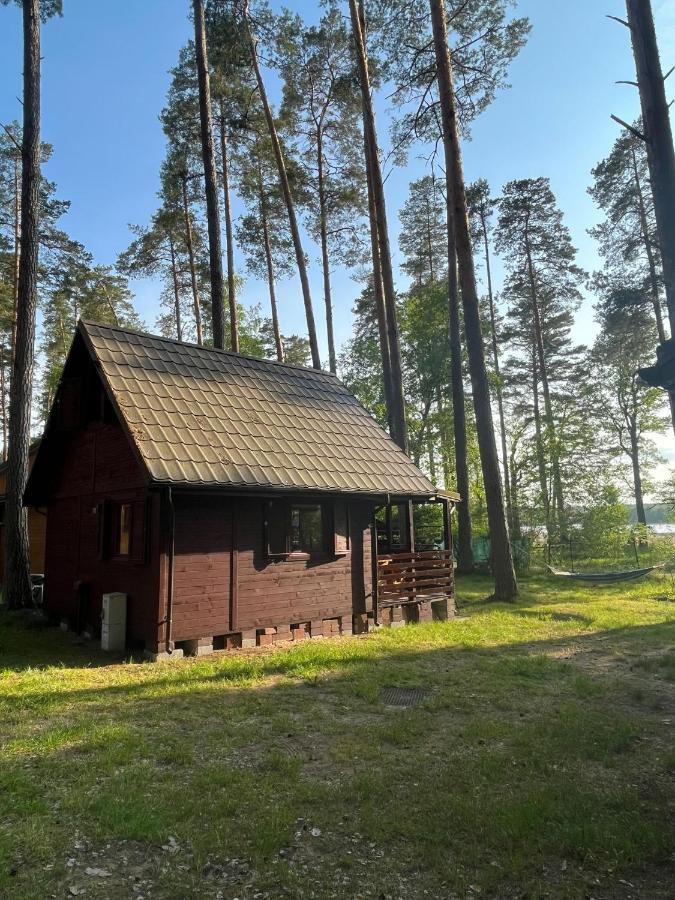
xmin=578 ymin=486 xmax=630 ymax=559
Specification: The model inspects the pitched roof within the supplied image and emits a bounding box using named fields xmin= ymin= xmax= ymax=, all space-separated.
xmin=78 ymin=320 xmax=437 ymax=498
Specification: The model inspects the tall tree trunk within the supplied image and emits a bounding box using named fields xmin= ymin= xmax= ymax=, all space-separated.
xmin=363 ymin=104 xmax=394 ymax=437
xmin=629 ymin=422 xmax=646 ymax=525
xmin=258 ymin=168 xmax=284 ymax=363
xmin=532 ymin=351 xmax=551 ymax=532
xmin=317 ymin=131 xmax=337 ymax=374
xmin=425 ymin=194 xmax=435 ymax=282
xmin=167 ymin=232 xmax=183 ymax=342
xmin=430 ymin=0 xmax=516 ymax=599
xmin=193 ymin=0 xmax=226 ymax=349
xmin=180 ymin=174 xmax=204 ymax=345
xmin=479 ymin=205 xmax=513 ymax=528
xmin=630 ymin=144 xmax=675 ymax=430
xmin=5 ymin=0 xmax=41 ymax=610
xmin=351 ymin=0 xmax=407 ymax=452
xmin=219 ymin=97 xmax=239 ymax=352
xmin=447 ymin=249 xmax=474 ymax=571
xmin=427 ymin=424 xmax=437 ymax=484
xmin=0 ymin=343 xmax=6 ymax=463
xmin=632 ymin=146 xmax=667 ymax=341
xmin=509 ymin=447 xmax=521 ymax=540
xmin=435 ymin=385 xmax=452 ymax=489
xmin=625 ymin=0 xmax=675 ymax=331
xmin=11 ymin=155 xmax=20 ymax=372
xmin=244 ymin=3 xmax=320 ymax=369
xmin=524 ymin=229 xmax=565 ymax=531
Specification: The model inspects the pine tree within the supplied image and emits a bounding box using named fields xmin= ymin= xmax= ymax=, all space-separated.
xmin=205 ymin=1 xmax=253 ymax=355
xmin=40 ymin=253 xmax=140 ymax=416
xmin=349 ymin=0 xmax=407 ymax=452
xmin=587 ymin=301 xmax=668 ymax=524
xmin=276 ymin=1 xmax=366 ymax=373
xmin=429 ymin=0 xmax=517 ymax=597
xmin=496 ymin=177 xmax=584 ymax=538
xmin=2 ymin=0 xmax=62 ymax=609
xmin=398 ymin=175 xmax=446 ymax=287
xmin=242 ymin=0 xmax=321 ymax=369
xmin=589 ymin=127 xmax=675 ymax=431
xmin=193 ymin=0 xmax=226 ymax=349
xmin=118 ymin=208 xmax=190 ymax=342
xmin=466 ymin=178 xmax=513 ymax=531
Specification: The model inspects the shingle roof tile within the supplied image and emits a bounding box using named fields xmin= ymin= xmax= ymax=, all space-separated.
xmin=80 ymin=321 xmax=436 ymax=497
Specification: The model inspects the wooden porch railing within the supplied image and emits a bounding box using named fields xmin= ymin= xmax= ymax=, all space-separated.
xmin=377 ymin=549 xmax=454 ymax=608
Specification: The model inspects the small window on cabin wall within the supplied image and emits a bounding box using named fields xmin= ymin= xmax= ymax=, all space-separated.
xmin=334 ymin=500 xmax=350 ymax=555
xmin=290 ymin=504 xmax=323 ymax=553
xmin=115 ymin=503 xmax=132 ymax=557
xmin=99 ymin=498 xmax=147 ymax=563
xmin=266 ymin=499 xmax=348 ymax=558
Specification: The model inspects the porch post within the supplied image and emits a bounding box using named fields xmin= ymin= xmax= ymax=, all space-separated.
xmin=442 ymin=498 xmax=452 ymax=554
xmin=406 ymin=500 xmax=415 ymax=552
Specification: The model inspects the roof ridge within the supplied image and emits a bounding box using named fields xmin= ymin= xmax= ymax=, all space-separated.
xmin=78 ymin=319 xmax=341 ymax=380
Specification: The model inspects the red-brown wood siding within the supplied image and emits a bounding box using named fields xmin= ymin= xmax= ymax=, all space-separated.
xmin=42 ymin=420 xmax=161 ymax=648
xmin=169 ymin=496 xmax=373 ymax=642
xmin=172 ymin=495 xmax=233 ymax=641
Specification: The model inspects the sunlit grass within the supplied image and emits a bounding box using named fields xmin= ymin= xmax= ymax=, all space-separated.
xmin=0 ymin=574 xmax=674 ymax=898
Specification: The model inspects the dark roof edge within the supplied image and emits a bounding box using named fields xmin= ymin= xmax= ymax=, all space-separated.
xmin=78 ymin=319 xmax=341 ymax=380
xmin=147 ymin=479 xmax=436 ymax=500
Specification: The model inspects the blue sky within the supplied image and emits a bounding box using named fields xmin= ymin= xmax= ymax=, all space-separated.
xmin=1 ymin=0 xmax=674 ymax=358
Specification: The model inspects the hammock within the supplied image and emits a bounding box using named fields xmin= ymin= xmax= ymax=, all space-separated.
xmin=546 ymin=564 xmax=665 ymax=584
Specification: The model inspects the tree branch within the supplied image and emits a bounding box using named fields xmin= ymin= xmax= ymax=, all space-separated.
xmin=606 ymin=14 xmax=629 ymax=28
xmin=611 ymin=114 xmax=646 ymax=142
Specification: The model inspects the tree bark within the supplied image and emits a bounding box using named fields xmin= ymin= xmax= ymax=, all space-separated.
xmin=219 ymin=97 xmax=239 ymax=352
xmin=193 ymin=0 xmax=226 ymax=350
xmin=626 ymin=0 xmax=675 ymax=332
xmin=180 ymin=173 xmax=204 ymax=345
xmin=425 ymin=194 xmax=435 ymax=282
xmin=362 ymin=99 xmax=395 ymax=437
xmin=532 ymin=350 xmax=551 ymax=532
xmin=0 ymin=342 xmax=6 ymax=463
xmin=258 ymin=170 xmax=284 ymax=363
xmin=317 ymin=131 xmax=337 ymax=373
xmin=5 ymin=0 xmax=41 ymax=610
xmin=244 ymin=2 xmax=321 ymax=369
xmin=447 ymin=247 xmax=474 ymax=572
xmin=167 ymin=232 xmax=183 ymax=342
xmin=630 ymin=144 xmax=675 ymax=431
xmin=524 ymin=227 xmax=565 ymax=532
xmin=479 ymin=204 xmax=513 ymax=528
xmin=351 ymin=0 xmax=407 ymax=452
xmin=629 ymin=422 xmax=646 ymax=525
xmin=435 ymin=385 xmax=452 ymax=489
xmin=11 ymin=155 xmax=20 ymax=373
xmin=430 ymin=0 xmax=517 ymax=600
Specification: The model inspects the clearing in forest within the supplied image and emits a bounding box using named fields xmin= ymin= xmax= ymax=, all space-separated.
xmin=0 ymin=575 xmax=674 ymax=899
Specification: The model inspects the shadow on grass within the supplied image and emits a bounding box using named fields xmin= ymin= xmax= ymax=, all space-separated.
xmin=2 ymin=616 xmax=674 ymax=714
xmin=1 ymin=583 xmax=674 ymax=899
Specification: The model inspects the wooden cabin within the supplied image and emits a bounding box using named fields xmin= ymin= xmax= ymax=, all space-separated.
xmin=0 ymin=442 xmax=46 ymax=585
xmin=25 ymin=321 xmax=457 ymax=658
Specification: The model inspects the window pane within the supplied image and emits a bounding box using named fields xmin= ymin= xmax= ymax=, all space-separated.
xmin=118 ymin=503 xmax=132 ymax=556
xmin=290 ymin=505 xmax=322 ymax=552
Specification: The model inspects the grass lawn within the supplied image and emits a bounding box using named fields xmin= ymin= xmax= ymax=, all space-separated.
xmin=0 ymin=575 xmax=674 ymax=899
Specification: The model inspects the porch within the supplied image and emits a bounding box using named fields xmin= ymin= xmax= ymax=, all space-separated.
xmin=372 ymin=493 xmax=457 ymax=625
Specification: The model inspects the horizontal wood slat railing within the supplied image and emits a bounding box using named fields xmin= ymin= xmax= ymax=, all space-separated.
xmin=377 ymin=549 xmax=454 ymax=607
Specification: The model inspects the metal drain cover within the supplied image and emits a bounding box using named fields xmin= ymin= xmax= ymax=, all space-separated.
xmin=381 ymin=687 xmax=430 ymax=708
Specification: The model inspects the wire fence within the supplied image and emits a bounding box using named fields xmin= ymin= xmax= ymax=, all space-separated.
xmin=467 ymin=530 xmax=675 ymax=575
